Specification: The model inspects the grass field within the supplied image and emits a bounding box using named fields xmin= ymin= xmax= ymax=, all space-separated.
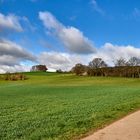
xmin=0 ymin=72 xmax=140 ymax=140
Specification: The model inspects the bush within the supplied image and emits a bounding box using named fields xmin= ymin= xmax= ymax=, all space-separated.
xmin=4 ymin=73 xmax=28 ymax=81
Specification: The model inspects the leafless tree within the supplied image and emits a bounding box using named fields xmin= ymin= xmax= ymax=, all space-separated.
xmin=114 ymin=57 xmax=127 ymax=67
xmin=89 ymin=58 xmax=108 ymax=68
xmin=127 ymin=57 xmax=140 ymax=66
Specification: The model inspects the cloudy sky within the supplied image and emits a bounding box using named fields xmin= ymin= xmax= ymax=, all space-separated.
xmin=1 ymin=0 xmax=140 ymax=73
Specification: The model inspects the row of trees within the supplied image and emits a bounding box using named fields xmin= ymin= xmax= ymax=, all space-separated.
xmin=71 ymin=57 xmax=140 ymax=78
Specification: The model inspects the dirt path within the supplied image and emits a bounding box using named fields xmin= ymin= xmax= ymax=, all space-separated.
xmin=82 ymin=110 xmax=140 ymax=140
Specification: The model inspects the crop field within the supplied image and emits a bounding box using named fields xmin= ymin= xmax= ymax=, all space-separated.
xmin=0 ymin=72 xmax=140 ymax=140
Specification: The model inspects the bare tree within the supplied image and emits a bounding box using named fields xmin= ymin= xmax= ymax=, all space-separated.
xmin=127 ymin=57 xmax=140 ymax=66
xmin=114 ymin=57 xmax=127 ymax=67
xmin=89 ymin=58 xmax=108 ymax=68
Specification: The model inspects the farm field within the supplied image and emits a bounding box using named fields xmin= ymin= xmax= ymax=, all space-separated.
xmin=0 ymin=72 xmax=140 ymax=140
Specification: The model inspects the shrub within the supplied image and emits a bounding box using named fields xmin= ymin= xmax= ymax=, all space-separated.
xmin=4 ymin=73 xmax=28 ymax=81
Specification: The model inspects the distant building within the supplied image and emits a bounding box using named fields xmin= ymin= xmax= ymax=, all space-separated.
xmin=31 ymin=65 xmax=48 ymax=72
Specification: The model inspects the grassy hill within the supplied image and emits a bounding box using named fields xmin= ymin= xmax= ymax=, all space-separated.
xmin=0 ymin=72 xmax=140 ymax=140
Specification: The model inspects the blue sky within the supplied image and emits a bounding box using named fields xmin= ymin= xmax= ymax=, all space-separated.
xmin=1 ymin=0 xmax=140 ymax=72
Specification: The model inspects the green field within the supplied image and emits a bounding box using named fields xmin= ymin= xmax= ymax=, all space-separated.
xmin=0 ymin=72 xmax=140 ymax=140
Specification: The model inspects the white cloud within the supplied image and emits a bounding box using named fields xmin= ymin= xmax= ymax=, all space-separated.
xmin=93 ymin=43 xmax=140 ymax=66
xmin=0 ymin=39 xmax=36 ymax=73
xmin=0 ymin=39 xmax=36 ymax=61
xmin=39 ymin=11 xmax=96 ymax=54
xmin=0 ymin=64 xmax=31 ymax=74
xmin=0 ymin=55 xmax=19 ymax=66
xmin=59 ymin=27 xmax=95 ymax=54
xmin=38 ymin=51 xmax=92 ymax=71
xmin=90 ymin=0 xmax=105 ymax=15
xmin=39 ymin=11 xmax=63 ymax=31
xmin=0 ymin=13 xmax=23 ymax=32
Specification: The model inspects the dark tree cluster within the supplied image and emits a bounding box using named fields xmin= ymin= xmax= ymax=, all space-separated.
xmin=31 ymin=65 xmax=48 ymax=72
xmin=71 ymin=63 xmax=88 ymax=76
xmin=71 ymin=57 xmax=140 ymax=78
xmin=56 ymin=69 xmax=63 ymax=73
xmin=87 ymin=66 xmax=140 ymax=78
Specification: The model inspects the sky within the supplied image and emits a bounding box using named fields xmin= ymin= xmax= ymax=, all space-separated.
xmin=1 ymin=0 xmax=140 ymax=73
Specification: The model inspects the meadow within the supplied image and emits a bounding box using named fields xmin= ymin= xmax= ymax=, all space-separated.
xmin=0 ymin=72 xmax=140 ymax=140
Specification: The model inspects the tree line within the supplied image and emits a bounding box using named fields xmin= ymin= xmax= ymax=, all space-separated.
xmin=71 ymin=57 xmax=140 ymax=78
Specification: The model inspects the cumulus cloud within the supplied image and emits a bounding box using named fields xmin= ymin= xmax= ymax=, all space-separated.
xmin=38 ymin=51 xmax=92 ymax=71
xmin=0 ymin=55 xmax=19 ymax=66
xmin=0 ymin=13 xmax=23 ymax=32
xmin=39 ymin=11 xmax=96 ymax=54
xmin=0 ymin=39 xmax=36 ymax=62
xmin=94 ymin=43 xmax=140 ymax=66
xmin=0 ymin=64 xmax=31 ymax=74
xmin=0 ymin=39 xmax=36 ymax=73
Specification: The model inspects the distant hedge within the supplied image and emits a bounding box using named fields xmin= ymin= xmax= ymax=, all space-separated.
xmin=87 ymin=66 xmax=140 ymax=78
xmin=71 ymin=57 xmax=140 ymax=78
xmin=72 ymin=65 xmax=140 ymax=78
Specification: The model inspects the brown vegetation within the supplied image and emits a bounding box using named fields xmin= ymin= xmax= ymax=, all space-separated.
xmin=87 ymin=66 xmax=140 ymax=78
xmin=72 ymin=57 xmax=140 ymax=78
xmin=3 ymin=73 xmax=28 ymax=81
